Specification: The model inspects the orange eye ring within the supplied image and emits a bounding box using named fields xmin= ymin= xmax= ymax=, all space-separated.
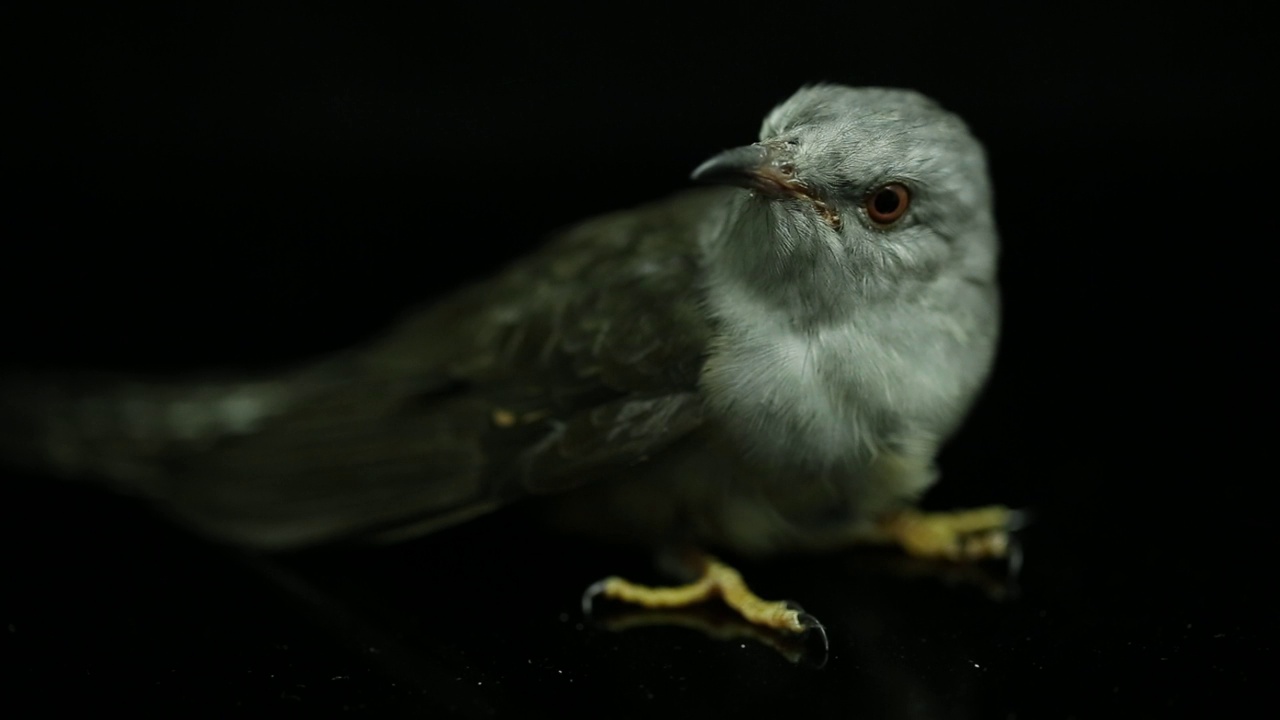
xmin=865 ymin=183 xmax=911 ymax=225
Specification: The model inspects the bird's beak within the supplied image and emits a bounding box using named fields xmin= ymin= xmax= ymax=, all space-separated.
xmin=690 ymin=143 xmax=806 ymax=200
xmin=691 ymin=142 xmax=841 ymax=229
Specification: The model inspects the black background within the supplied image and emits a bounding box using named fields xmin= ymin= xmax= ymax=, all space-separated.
xmin=2 ymin=3 xmax=1271 ymax=717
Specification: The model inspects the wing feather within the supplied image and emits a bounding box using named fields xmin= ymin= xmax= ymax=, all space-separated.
xmin=1 ymin=189 xmax=727 ymax=549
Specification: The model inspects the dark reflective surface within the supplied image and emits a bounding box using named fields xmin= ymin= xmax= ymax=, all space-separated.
xmin=3 ymin=461 xmax=1270 ymax=717
xmin=2 ymin=3 xmax=1269 ymax=716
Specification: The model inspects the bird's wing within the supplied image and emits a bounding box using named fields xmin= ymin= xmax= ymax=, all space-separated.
xmin=1 ymin=189 xmax=725 ymax=549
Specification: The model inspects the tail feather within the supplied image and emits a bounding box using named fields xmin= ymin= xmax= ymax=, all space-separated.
xmin=1 ymin=369 xmax=295 ymax=490
xmin=0 ymin=359 xmax=496 ymax=549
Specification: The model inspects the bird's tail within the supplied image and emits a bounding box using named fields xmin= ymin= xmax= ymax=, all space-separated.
xmin=0 ymin=366 xmax=300 ymax=494
xmin=0 ymin=356 xmax=496 ymax=550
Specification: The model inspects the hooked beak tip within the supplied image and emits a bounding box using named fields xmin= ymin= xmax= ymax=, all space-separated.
xmin=690 ymin=144 xmax=771 ymax=187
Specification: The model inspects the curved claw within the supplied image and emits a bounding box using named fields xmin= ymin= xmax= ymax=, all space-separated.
xmin=581 ymin=577 xmax=613 ymax=616
xmin=796 ymin=612 xmax=829 ymax=666
xmin=783 ymin=600 xmax=829 ymax=666
xmin=1005 ymin=507 xmax=1033 ymax=532
xmin=1006 ymin=531 xmax=1025 ymax=579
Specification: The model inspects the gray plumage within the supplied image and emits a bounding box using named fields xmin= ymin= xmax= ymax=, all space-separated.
xmin=0 ymin=84 xmax=999 ymax=556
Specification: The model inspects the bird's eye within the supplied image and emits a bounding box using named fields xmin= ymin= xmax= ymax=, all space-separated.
xmin=865 ymin=183 xmax=911 ymax=225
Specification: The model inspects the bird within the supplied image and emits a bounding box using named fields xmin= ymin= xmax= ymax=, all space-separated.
xmin=0 ymin=83 xmax=1011 ymax=640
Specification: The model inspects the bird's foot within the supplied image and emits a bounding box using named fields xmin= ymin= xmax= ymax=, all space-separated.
xmin=874 ymin=506 xmax=1027 ymax=561
xmin=582 ymin=554 xmax=825 ymax=643
xmin=586 ymin=602 xmax=828 ymax=666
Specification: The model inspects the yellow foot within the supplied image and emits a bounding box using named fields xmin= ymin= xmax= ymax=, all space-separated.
xmin=582 ymin=554 xmax=824 ymax=641
xmin=588 ymin=605 xmax=822 ymax=665
xmin=875 ymin=506 xmax=1026 ymax=561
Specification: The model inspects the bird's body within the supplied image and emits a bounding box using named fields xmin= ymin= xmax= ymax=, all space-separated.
xmin=1 ymin=85 xmax=1000 ymax=565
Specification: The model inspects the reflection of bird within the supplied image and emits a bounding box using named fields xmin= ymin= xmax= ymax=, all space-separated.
xmin=1 ymin=84 xmax=1010 ymax=636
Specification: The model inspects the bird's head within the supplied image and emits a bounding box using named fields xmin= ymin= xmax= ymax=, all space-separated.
xmin=694 ymin=84 xmax=997 ymax=322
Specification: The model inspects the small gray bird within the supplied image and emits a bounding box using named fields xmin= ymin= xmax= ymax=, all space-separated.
xmin=1 ymin=84 xmax=1010 ymax=634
